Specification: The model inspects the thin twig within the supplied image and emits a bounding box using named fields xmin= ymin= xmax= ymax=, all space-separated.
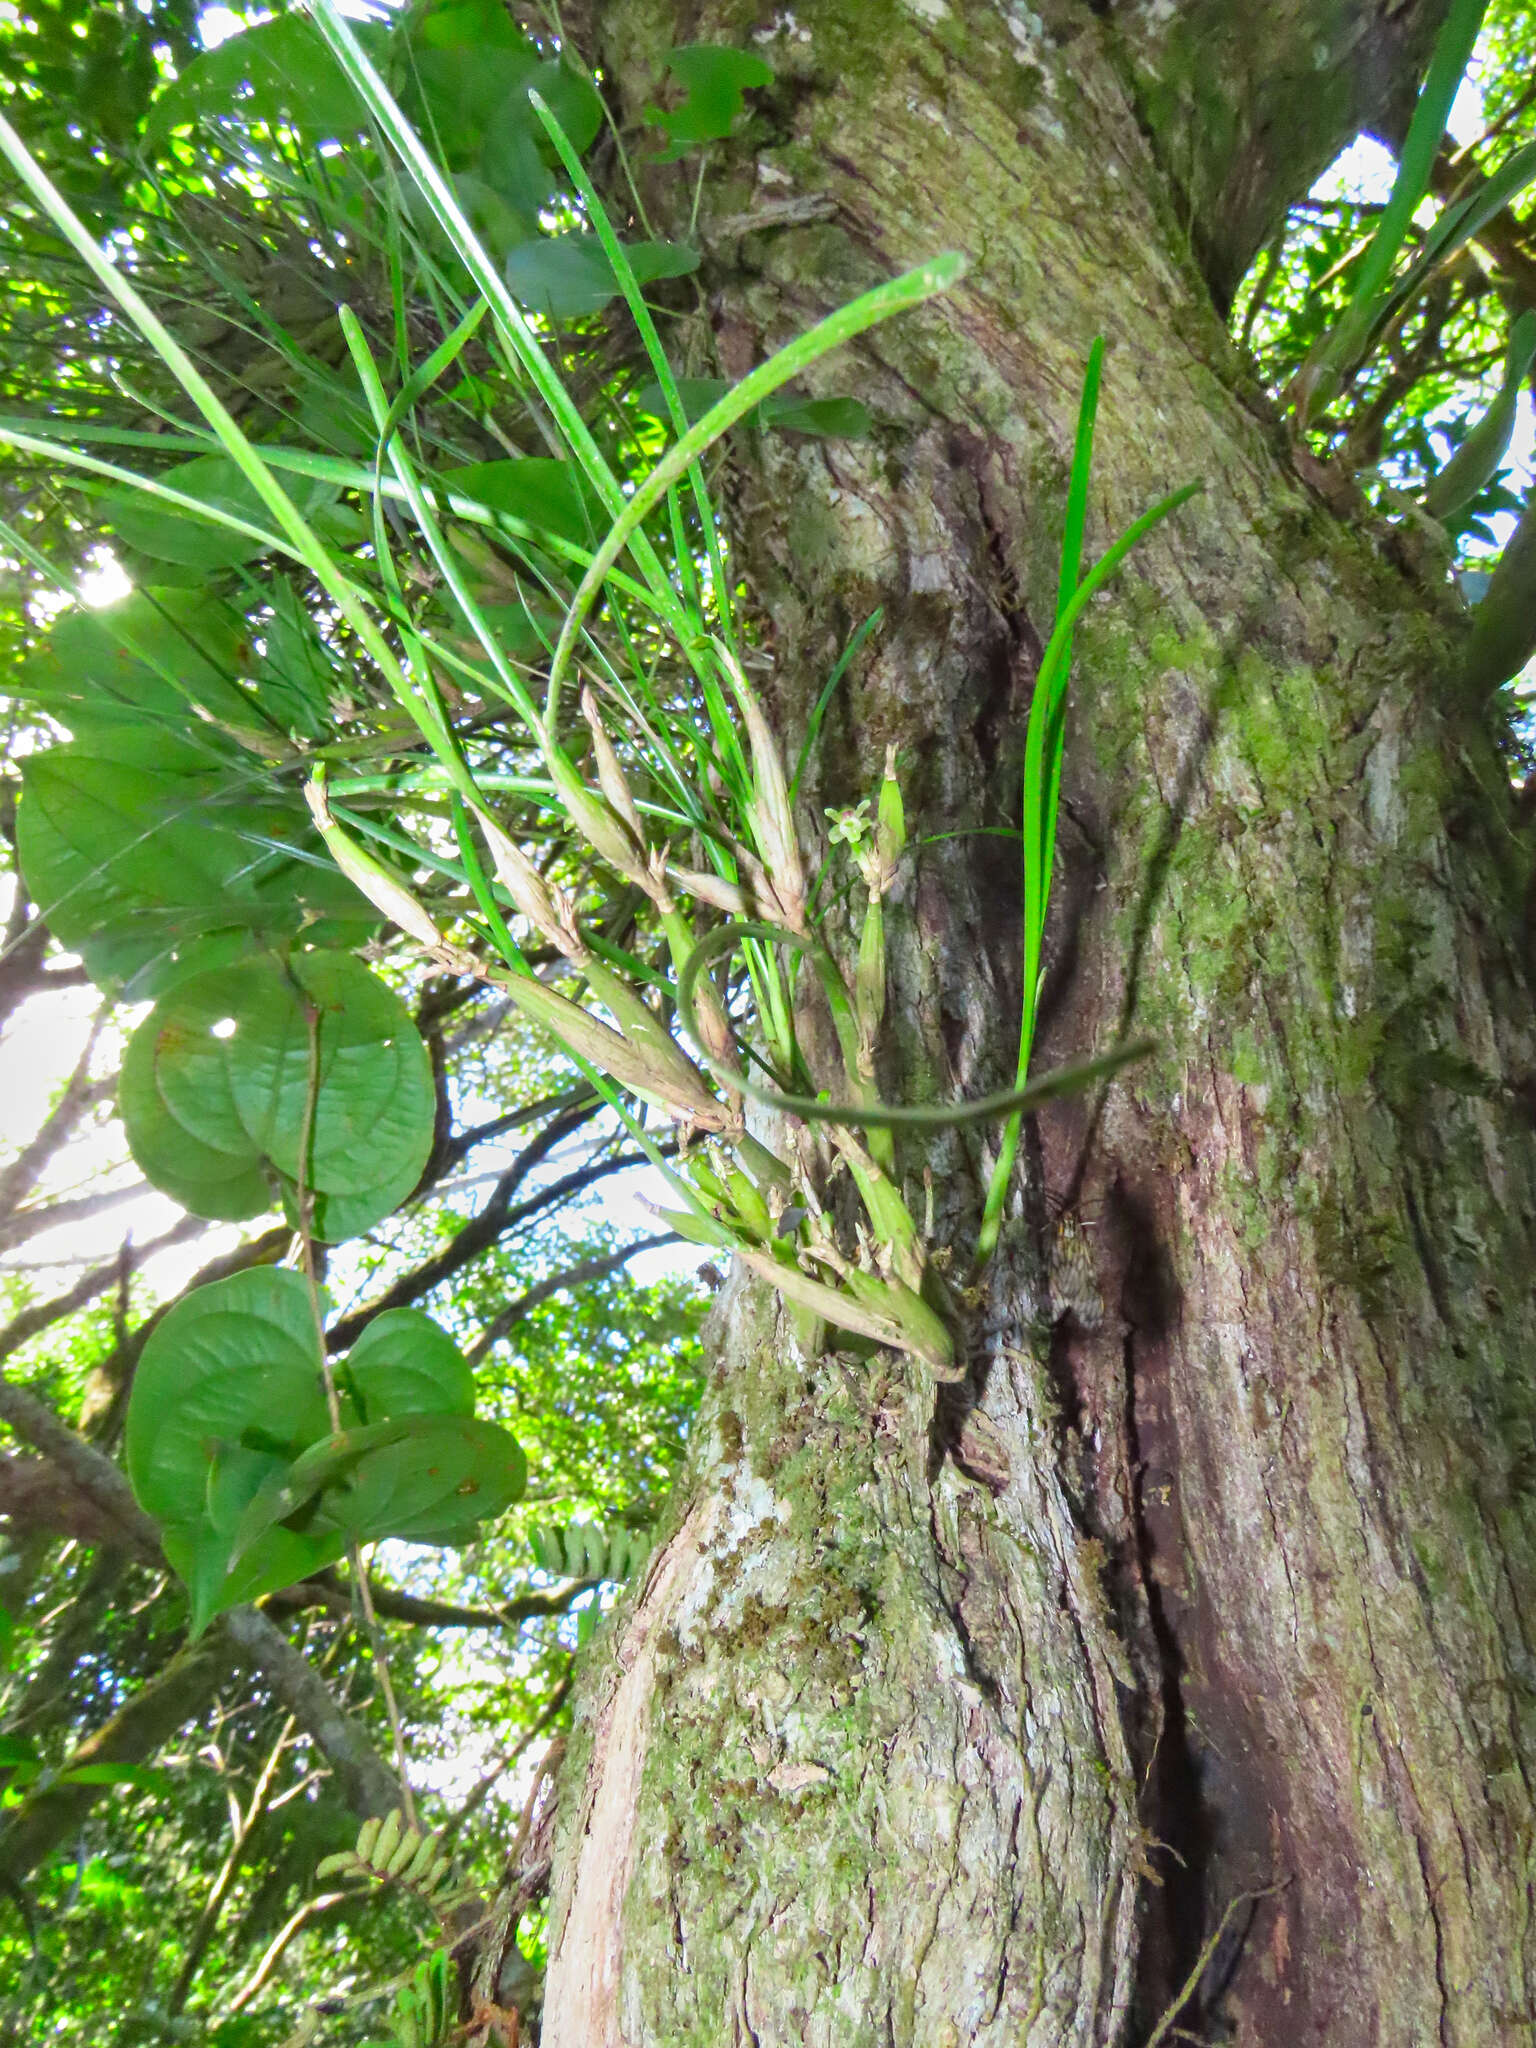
xmin=1237 ymin=229 xmax=1285 ymax=354
xmin=464 ymin=1233 xmax=677 ymax=1365
xmin=1142 ymin=1875 xmax=1292 ymax=2048
xmin=326 ymin=1141 xmax=673 ymax=1347
xmin=0 ymin=1009 xmax=110 ymax=1224
xmin=224 ymin=1891 xmax=351 ymax=2014
xmin=438 ymin=1674 xmax=572 ymax=1857
xmin=0 ymin=1215 xmax=204 ymax=1372
xmin=168 ymin=1715 xmax=299 ymax=2014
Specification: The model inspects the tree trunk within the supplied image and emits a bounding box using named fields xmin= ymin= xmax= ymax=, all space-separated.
xmin=543 ymin=3 xmax=1536 ymax=2040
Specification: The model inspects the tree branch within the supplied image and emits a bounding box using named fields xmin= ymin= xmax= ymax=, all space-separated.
xmin=218 ymin=1607 xmax=402 ymax=1820
xmin=6 ymin=1549 xmax=128 ymax=1734
xmin=439 ymin=1674 xmax=573 ymax=1856
xmin=1430 ymin=142 xmax=1536 ymax=315
xmin=0 ymin=1449 xmax=139 ymax=1546
xmin=0 ymin=1353 xmax=164 ymax=1556
xmin=0 ymin=1173 xmax=157 ymax=1257
xmin=224 ymin=1888 xmax=351 ymax=2014
xmin=0 ymin=1214 xmax=204 ymax=1384
xmin=266 ymin=1571 xmax=594 ymax=1632
xmin=440 ymin=1083 xmax=599 ymax=1172
xmin=327 ymin=1139 xmax=664 ymax=1348
xmin=0 ymin=921 xmax=87 ymax=1034
xmin=1120 ymin=0 xmax=1455 ymax=311
xmin=465 ymin=1233 xmax=677 ymax=1366
xmin=168 ymin=1714 xmax=298 ymax=2016
xmin=0 ymin=1016 xmax=110 ymax=1228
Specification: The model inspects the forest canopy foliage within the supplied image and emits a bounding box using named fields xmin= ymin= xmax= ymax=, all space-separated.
xmin=0 ymin=0 xmax=1533 ymax=2041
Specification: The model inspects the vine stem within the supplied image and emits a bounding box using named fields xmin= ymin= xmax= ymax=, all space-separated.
xmin=297 ymin=994 xmax=418 ymax=1831
xmin=675 ymin=918 xmax=1154 ymax=1129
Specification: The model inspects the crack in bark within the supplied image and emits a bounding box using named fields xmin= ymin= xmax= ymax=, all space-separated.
xmin=947 ymin=427 xmax=1040 ymax=778
xmin=1120 ymin=1308 xmax=1211 ymax=2035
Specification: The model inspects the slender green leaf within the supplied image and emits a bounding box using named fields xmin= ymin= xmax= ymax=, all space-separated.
xmin=1423 ymin=309 xmax=1536 ymax=521
xmin=544 ymin=249 xmax=967 ymax=722
xmin=1294 ymin=0 xmax=1489 ymax=419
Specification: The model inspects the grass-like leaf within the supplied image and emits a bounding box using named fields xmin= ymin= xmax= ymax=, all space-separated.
xmin=1292 ymin=0 xmax=1488 ymax=424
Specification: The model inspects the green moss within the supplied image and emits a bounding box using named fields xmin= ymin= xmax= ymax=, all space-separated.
xmin=1227 ymin=1027 xmax=1267 ymax=1087
xmin=1312 ymin=1178 xmax=1403 ymax=1314
xmin=1410 ymin=1530 xmax=1448 ymax=1600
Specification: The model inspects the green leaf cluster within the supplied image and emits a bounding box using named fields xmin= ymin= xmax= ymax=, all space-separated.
xmin=126 ymin=1269 xmax=525 ymax=1633
xmin=527 ymin=1518 xmax=652 ymax=1584
xmin=10 ymin=580 xmax=376 ymax=996
xmin=145 ymin=13 xmax=391 ymax=148
xmin=643 ymin=43 xmax=774 ymax=162
xmin=504 ymin=234 xmax=700 ymax=322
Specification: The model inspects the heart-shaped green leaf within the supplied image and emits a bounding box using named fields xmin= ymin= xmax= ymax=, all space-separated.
xmin=120 ymin=952 xmax=434 ymax=1236
xmin=119 ymin=1018 xmax=273 ymax=1222
xmin=227 ymin=1420 xmax=416 ymax=1568
xmin=12 ymin=589 xmax=260 ymax=740
xmin=128 ymin=1267 xmax=506 ymax=1627
xmin=342 ymin=1311 xmax=476 ymax=1426
xmin=126 ymin=1268 xmax=324 ymax=1524
xmin=164 ymin=1516 xmax=346 ymax=1640
xmin=643 ymin=44 xmax=773 ymax=162
xmin=224 ymin=951 xmax=433 ymax=1202
xmin=144 ymin=13 xmax=387 ymax=147
xmin=276 ymin=1153 xmax=432 ymax=1247
xmin=504 ymin=235 xmax=699 ymax=321
xmin=206 ymin=1442 xmax=292 ymax=1538
xmin=100 ymin=455 xmax=336 ymax=571
xmin=406 ymin=17 xmax=540 ymax=150
xmin=326 ymin=1414 xmax=526 ymax=1543
xmin=440 ymin=458 xmax=600 ymax=546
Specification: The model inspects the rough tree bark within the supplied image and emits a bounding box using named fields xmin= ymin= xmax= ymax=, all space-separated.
xmin=540 ymin=3 xmax=1536 ymax=2041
